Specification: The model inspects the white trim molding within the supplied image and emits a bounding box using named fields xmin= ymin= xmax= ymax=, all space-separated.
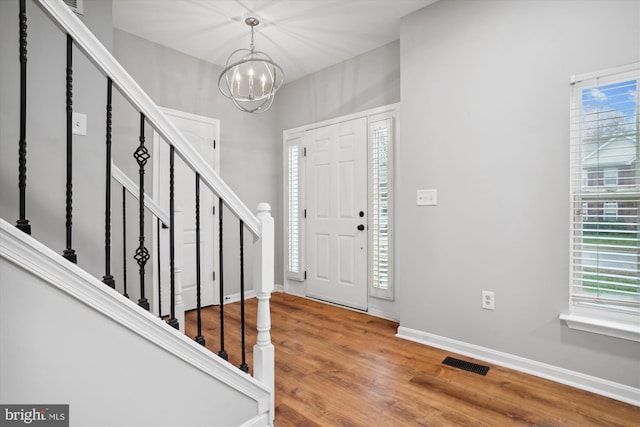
xmin=367 ymin=306 xmax=398 ymax=322
xmin=239 ymin=413 xmax=270 ymax=427
xmin=396 ymin=326 xmax=640 ymax=407
xmin=224 ymin=290 xmax=258 ymax=304
xmin=560 ymin=308 xmax=640 ymax=342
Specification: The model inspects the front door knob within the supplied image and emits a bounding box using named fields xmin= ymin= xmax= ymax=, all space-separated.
xmin=357 ymin=224 xmax=365 ymax=231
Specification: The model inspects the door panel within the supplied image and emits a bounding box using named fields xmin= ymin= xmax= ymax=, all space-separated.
xmin=155 ymin=110 xmax=219 ymax=313
xmin=316 ymin=234 xmax=330 ymax=280
xmin=305 ymin=117 xmax=367 ymax=310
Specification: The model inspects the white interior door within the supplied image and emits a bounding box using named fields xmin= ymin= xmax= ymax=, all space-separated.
xmin=305 ymin=118 xmax=368 ymax=310
xmin=154 ymin=109 xmax=220 ymax=313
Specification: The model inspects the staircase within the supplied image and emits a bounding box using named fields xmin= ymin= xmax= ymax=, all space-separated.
xmin=0 ymin=1 xmax=275 ymax=425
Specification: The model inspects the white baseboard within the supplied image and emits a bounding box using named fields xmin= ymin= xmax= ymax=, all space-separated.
xmin=224 ymin=285 xmax=282 ymax=304
xmin=367 ymin=307 xmax=399 ymax=322
xmin=223 ymin=290 xmax=257 ymax=304
xmin=283 ymin=280 xmax=306 ymax=297
xmin=396 ymin=326 xmax=640 ymax=407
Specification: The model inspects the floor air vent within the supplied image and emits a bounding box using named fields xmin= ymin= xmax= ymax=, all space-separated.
xmin=442 ymin=356 xmax=490 ymax=375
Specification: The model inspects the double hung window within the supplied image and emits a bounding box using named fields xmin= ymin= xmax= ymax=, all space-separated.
xmin=566 ymin=63 xmax=639 ymax=340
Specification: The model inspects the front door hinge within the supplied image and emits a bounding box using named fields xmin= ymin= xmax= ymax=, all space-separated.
xmin=304 ymin=270 xmax=307 ymax=280
xmin=213 ymin=271 xmax=216 ymax=281
xmin=213 ymin=139 xmax=216 ymax=149
xmin=212 ymin=205 xmax=215 ymax=215
xmin=303 ymin=147 xmax=307 ymax=157
xmin=304 ymin=209 xmax=307 ymax=218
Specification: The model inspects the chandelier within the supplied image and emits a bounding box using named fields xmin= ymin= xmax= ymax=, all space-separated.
xmin=218 ymin=17 xmax=284 ymax=113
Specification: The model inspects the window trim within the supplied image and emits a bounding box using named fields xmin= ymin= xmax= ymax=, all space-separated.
xmin=560 ymin=307 xmax=640 ymax=342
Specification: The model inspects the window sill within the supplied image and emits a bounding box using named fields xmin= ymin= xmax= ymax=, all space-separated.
xmin=560 ymin=308 xmax=640 ymax=342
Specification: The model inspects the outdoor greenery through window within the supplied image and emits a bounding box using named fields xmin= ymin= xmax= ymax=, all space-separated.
xmin=569 ymin=63 xmax=639 ymax=315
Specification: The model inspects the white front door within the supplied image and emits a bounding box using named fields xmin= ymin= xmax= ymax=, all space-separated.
xmin=153 ymin=108 xmax=220 ymax=314
xmin=305 ymin=118 xmax=368 ymax=310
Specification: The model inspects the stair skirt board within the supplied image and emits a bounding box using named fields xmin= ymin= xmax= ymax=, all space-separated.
xmin=239 ymin=413 xmax=271 ymax=427
xmin=0 ymin=218 xmax=271 ymax=414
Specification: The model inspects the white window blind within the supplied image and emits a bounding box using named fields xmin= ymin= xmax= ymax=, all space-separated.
xmin=569 ymin=62 xmax=639 ymax=315
xmin=286 ymin=138 xmax=304 ymax=281
xmin=370 ymin=116 xmax=393 ymax=299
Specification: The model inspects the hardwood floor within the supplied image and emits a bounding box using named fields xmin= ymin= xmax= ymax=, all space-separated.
xmin=184 ymin=293 xmax=639 ymax=426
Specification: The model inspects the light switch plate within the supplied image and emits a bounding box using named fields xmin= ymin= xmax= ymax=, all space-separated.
xmin=417 ymin=189 xmax=437 ymax=206
xmin=72 ymin=112 xmax=87 ymax=136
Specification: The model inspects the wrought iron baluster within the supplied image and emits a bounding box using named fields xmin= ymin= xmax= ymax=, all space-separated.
xmin=122 ymin=186 xmax=129 ymax=299
xmin=16 ymin=0 xmax=30 ymax=235
xmin=63 ymin=34 xmax=77 ymax=263
xmin=167 ymin=146 xmax=179 ymax=329
xmin=218 ymin=197 xmax=228 ymax=360
xmin=103 ymin=78 xmax=115 ymax=288
xmin=239 ymin=219 xmax=248 ymax=373
xmin=195 ymin=173 xmax=205 ymax=345
xmin=134 ymin=113 xmax=150 ymax=310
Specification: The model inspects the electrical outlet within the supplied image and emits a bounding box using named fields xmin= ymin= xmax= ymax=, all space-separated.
xmin=482 ymin=290 xmax=495 ymax=310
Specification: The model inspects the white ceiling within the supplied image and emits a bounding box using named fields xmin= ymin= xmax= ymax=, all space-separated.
xmin=112 ymin=0 xmax=438 ymax=84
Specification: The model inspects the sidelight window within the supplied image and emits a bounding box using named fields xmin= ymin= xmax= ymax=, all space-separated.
xmin=285 ymin=138 xmax=304 ymax=281
xmin=370 ymin=115 xmax=394 ymax=300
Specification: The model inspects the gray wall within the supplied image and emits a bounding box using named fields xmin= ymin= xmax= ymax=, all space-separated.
xmin=112 ymin=30 xmax=281 ymax=295
xmin=0 ymin=255 xmax=259 ymax=426
xmin=276 ymin=40 xmax=400 ymax=132
xmin=399 ymin=0 xmax=640 ymax=387
xmin=0 ymin=0 xmax=113 ymax=279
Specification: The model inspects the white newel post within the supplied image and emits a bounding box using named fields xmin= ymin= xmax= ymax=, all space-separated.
xmin=174 ymin=205 xmax=185 ymax=333
xmin=253 ymin=202 xmax=275 ymax=422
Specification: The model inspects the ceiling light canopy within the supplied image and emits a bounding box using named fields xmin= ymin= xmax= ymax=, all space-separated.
xmin=218 ymin=17 xmax=284 ymax=114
